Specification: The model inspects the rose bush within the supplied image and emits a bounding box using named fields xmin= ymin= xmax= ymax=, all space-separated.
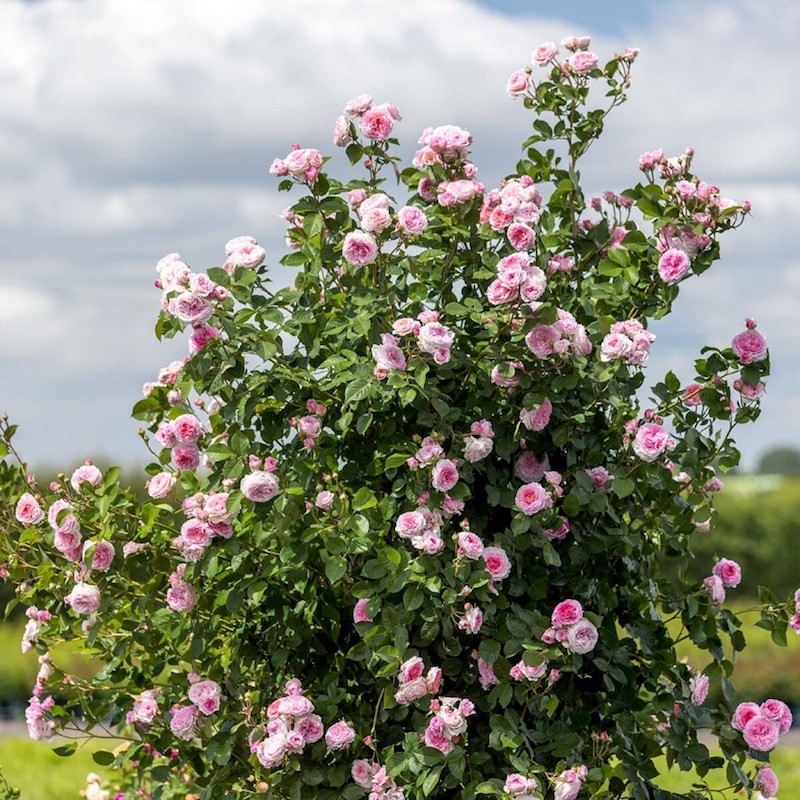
xmin=0 ymin=36 xmax=795 ymax=800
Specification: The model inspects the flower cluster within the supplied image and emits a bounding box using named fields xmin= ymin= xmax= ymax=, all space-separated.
xmin=352 ymin=760 xmax=405 ymax=800
xmin=25 ymin=693 xmax=56 ymax=741
xmin=142 ymin=357 xmax=186 ymax=401
xmin=126 ymin=688 xmax=160 ymax=727
xmin=600 ymin=320 xmax=656 ymax=365
xmin=334 ymin=94 xmax=401 ymax=146
xmin=269 ymin=145 xmax=323 ymax=182
xmin=424 ymin=696 xmax=475 ymax=755
xmin=503 ymin=773 xmax=540 ymax=800
xmin=251 ymin=679 xmax=324 ymax=769
xmin=172 ymin=489 xmax=236 ymax=562
xmin=731 ymin=699 xmax=792 ymax=752
xmin=155 ymin=413 xmax=206 ymax=472
xmin=486 ymin=252 xmax=547 ymax=307
xmin=394 ymin=656 xmax=442 ymax=705
xmin=702 ymin=558 xmax=741 ymax=604
xmin=553 ymin=765 xmax=588 ymax=800
xmin=223 ymin=235 xmax=266 ymax=275
xmin=166 ymin=564 xmax=198 ymax=613
xmin=525 ymin=309 xmax=592 ymax=359
xmin=542 ymin=600 xmax=599 ymax=655
xmin=480 ymin=176 xmax=541 ymax=250
xmin=291 ymin=399 xmax=327 ymax=450
xmin=21 ymin=606 xmax=50 ymax=653
xmin=463 ymin=419 xmax=494 ymax=464
xmin=413 ymin=124 xmax=472 ymax=168
xmin=395 ymin=506 xmax=446 ymax=555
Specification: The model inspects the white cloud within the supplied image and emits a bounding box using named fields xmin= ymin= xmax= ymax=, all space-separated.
xmin=0 ymin=0 xmax=797 ymax=467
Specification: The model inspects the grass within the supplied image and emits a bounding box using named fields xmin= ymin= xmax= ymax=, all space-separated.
xmin=0 ymin=738 xmax=109 ymax=799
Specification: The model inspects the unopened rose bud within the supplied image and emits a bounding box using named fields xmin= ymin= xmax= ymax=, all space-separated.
xmin=745 ymin=317 xmax=757 ymax=329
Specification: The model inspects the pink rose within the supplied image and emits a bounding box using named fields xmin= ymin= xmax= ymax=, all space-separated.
xmin=188 ymin=679 xmax=222 ymax=715
xmin=86 ymin=540 xmax=115 ymax=572
xmin=504 ymin=774 xmax=529 ymax=795
xmin=657 ymin=248 xmax=691 ymax=284
xmin=171 ymin=443 xmax=200 ymax=471
xmin=632 ymin=423 xmax=673 ymax=462
xmin=506 ymin=69 xmax=530 ymax=97
xmin=333 ymin=114 xmax=352 ymax=147
xmin=525 ymin=324 xmax=560 ymax=358
xmin=424 ymin=716 xmax=453 ymax=755
xmin=172 ymin=414 xmax=203 ymax=444
xmin=731 ymin=327 xmax=767 ymax=364
xmin=566 ymin=617 xmax=599 ymax=654
xmin=515 ymin=482 xmax=553 ymax=516
xmin=703 ymin=574 xmax=726 ymax=603
xmin=398 ymin=656 xmax=425 ymax=684
xmin=483 ymin=546 xmax=511 ymax=580
xmin=360 ymin=207 xmax=392 ymax=233
xmin=65 ymin=582 xmax=101 ymax=615
xmin=600 ymin=332 xmax=634 ymax=362
xmin=731 ymin=701 xmax=761 ymax=731
xmin=170 ymin=705 xmax=198 ymax=741
xmin=296 ymin=714 xmax=324 ymax=743
xmin=315 ymin=490 xmax=335 ymax=511
xmin=551 ymin=599 xmax=583 ymax=628
xmin=463 ymin=436 xmax=493 ymax=463
xmin=712 ymin=558 xmax=741 ymax=588
xmin=569 ymin=51 xmax=599 ymax=74
xmin=760 ymin=698 xmax=793 ymax=734
xmin=359 ymin=106 xmax=394 ymax=141
xmin=353 ymin=598 xmax=373 ymax=623
xmin=532 ymin=42 xmax=558 ymax=66
xmin=397 ymin=206 xmax=428 ymax=235
xmin=507 ymin=222 xmax=534 ymax=251
xmin=457 ymin=531 xmax=484 ymax=559
xmin=418 ymin=321 xmax=455 ymax=356
xmin=147 ymin=471 xmax=176 ymax=499
xmin=519 ymin=398 xmax=552 ymax=432
xmin=690 ymin=674 xmax=709 ymax=705
xmin=514 ymin=451 xmax=549 ymax=483
xmin=167 ymin=580 xmax=198 ymax=613
xmin=70 ymin=464 xmax=103 ymax=492
xmin=742 ymin=715 xmax=780 ymax=751
xmin=298 ymin=416 xmax=322 ymax=438
xmin=342 ymin=231 xmax=378 ymax=266
xmin=171 ymin=292 xmax=213 ymax=325
xmin=351 ymin=760 xmax=375 ymax=790
xmin=755 ymin=765 xmax=780 ymax=797
xmin=431 ymin=459 xmax=459 ymax=492
xmin=325 ymin=720 xmax=356 ymax=750
xmin=15 ymin=493 xmax=44 ymax=526
xmin=241 ymin=471 xmax=280 ymax=502
xmin=344 ymin=94 xmax=373 ymax=116
xmin=458 ymin=604 xmax=483 ymax=634
xmin=395 ymin=511 xmax=426 ymax=538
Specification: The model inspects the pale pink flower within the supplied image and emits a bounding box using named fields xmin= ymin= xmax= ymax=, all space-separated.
xmin=86 ymin=540 xmax=115 ymax=572
xmin=417 ymin=321 xmax=455 ymax=357
xmin=507 ymin=222 xmax=534 ymax=251
xmin=703 ymin=574 xmax=726 ymax=603
xmin=632 ymin=423 xmax=673 ymax=462
xmin=514 ymin=451 xmax=549 ymax=482
xmin=732 ymin=701 xmax=762 ymax=732
xmin=476 ymin=657 xmax=498 ymax=690
xmin=147 ymin=471 xmax=176 ymax=499
xmin=566 ymin=618 xmax=599 ymax=654
xmin=457 ymin=531 xmax=484 ymax=559
xmin=188 ymin=679 xmax=222 ymax=716
xmin=463 ymin=436 xmax=493 ymax=463
xmin=690 ymin=673 xmax=709 ymax=705
xmin=171 ymin=443 xmax=200 ymax=471
xmin=342 ymin=231 xmax=378 ymax=266
xmin=458 ymin=604 xmax=483 ymax=634
xmin=600 ymin=332 xmax=634 ymax=362
xmin=167 ymin=578 xmax=198 ymax=613
xmin=397 ymin=206 xmax=428 ymax=235
xmin=170 ymin=705 xmax=198 ymax=741
xmin=344 ymin=94 xmax=373 ymax=116
xmin=483 ymin=546 xmax=511 ymax=580
xmin=70 ymin=464 xmax=103 ymax=492
xmin=333 ymin=115 xmax=352 ymax=147
xmin=515 ymin=482 xmax=553 ymax=515
xmin=432 ymin=459 xmax=459 ymax=492
xmin=240 ymin=471 xmax=280 ymax=502
xmin=761 ymin=698 xmax=793 ymax=734
xmin=525 ymin=324 xmax=560 ymax=358
xmin=731 ymin=326 xmax=767 ymax=364
xmin=552 ymin=599 xmax=583 ymax=628
xmin=742 ymin=716 xmax=780 ymax=751
xmin=506 ymin=69 xmax=530 ymax=96
xmin=395 ymin=511 xmax=426 ymax=538
xmin=325 ymin=720 xmax=356 ymax=750
xmin=658 ymin=248 xmax=691 ymax=284
xmin=315 ymin=490 xmax=335 ymax=511
xmin=15 ymin=493 xmax=44 ymax=526
xmin=360 ymin=106 xmax=394 ymax=140
xmin=65 ymin=582 xmax=101 ymax=615
xmin=712 ymin=558 xmax=741 ymax=588
xmin=519 ymin=398 xmax=552 ymax=432
xmin=172 ymin=414 xmax=203 ymax=444
xmin=532 ymin=42 xmax=558 ymax=66
xmin=569 ymin=51 xmax=598 ymax=73
xmin=755 ymin=765 xmax=779 ymax=797
xmin=353 ymin=598 xmax=373 ymax=623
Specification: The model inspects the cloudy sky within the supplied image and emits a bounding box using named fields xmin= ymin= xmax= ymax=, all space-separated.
xmin=1 ymin=0 xmax=797 ymax=470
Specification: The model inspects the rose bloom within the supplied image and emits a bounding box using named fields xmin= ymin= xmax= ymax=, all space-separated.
xmin=506 ymin=69 xmax=530 ymax=96
xmin=172 ymin=414 xmax=203 ymax=444
xmin=342 ymin=231 xmax=378 ymax=266
xmin=188 ymin=679 xmax=222 ymax=715
xmin=703 ymin=574 xmax=726 ymax=604
xmin=761 ymin=698 xmax=793 ymax=734
xmin=632 ymin=423 xmax=673 ymax=462
xmin=600 ymin=332 xmax=634 ymax=362
xmin=552 ymin=599 xmax=583 ymax=628
xmin=70 ymin=464 xmax=103 ymax=492
xmin=147 ymin=471 xmax=176 ymax=499
xmin=87 ymin=540 xmax=115 ymax=572
xmin=519 ymin=398 xmax=552 ymax=432
xmin=507 ymin=222 xmax=534 ymax=251
xmin=525 ymin=324 xmax=560 ymax=358
xmin=755 ymin=765 xmax=779 ymax=797
xmin=417 ymin=321 xmax=455 ymax=356
xmin=15 ymin=493 xmax=44 ymax=526
xmin=360 ymin=206 xmax=392 ymax=233
xmin=742 ymin=715 xmax=780 ymax=752
xmin=360 ymin=105 xmax=395 ymax=140
xmin=712 ymin=558 xmax=742 ymax=588
xmin=325 ymin=720 xmax=356 ymax=750
xmin=431 ymin=459 xmax=459 ymax=492
xmin=463 ymin=435 xmax=493 ymax=463
xmin=167 ymin=580 xmax=198 ymax=613
xmin=569 ymin=51 xmax=598 ymax=73
xmin=241 ymin=471 xmax=280 ymax=502
xmin=483 ymin=546 xmax=511 ymax=580
xmin=515 ymin=451 xmax=550 ymax=483
xmin=65 ymin=582 xmax=101 ymax=615
xmin=457 ymin=531 xmax=484 ymax=559
xmin=298 ymin=416 xmax=322 ymax=438
xmin=657 ymin=248 xmax=691 ymax=284
xmin=731 ymin=701 xmax=762 ymax=731
xmin=333 ymin=114 xmax=351 ymax=147
xmin=353 ymin=597 xmax=373 ymax=623
xmin=690 ymin=673 xmax=709 ymax=705
xmin=566 ymin=618 xmax=599 ymax=654
xmin=395 ymin=511 xmax=426 ymax=538
xmin=315 ymin=490 xmax=335 ymax=511
xmin=171 ymin=443 xmax=200 ymax=471
xmin=344 ymin=93 xmax=373 ymax=116
xmin=397 ymin=205 xmax=428 ymax=235
xmin=351 ymin=760 xmax=375 ymax=790
xmin=532 ymin=41 xmax=558 ymax=66
xmin=731 ymin=327 xmax=768 ymax=364
xmin=170 ymin=705 xmax=197 ymax=741
xmin=398 ymin=656 xmax=425 ymax=684
xmin=515 ymin=482 xmax=553 ymax=516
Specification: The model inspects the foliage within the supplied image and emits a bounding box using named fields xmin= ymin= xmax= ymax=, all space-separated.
xmin=0 ymin=38 xmax=792 ymax=800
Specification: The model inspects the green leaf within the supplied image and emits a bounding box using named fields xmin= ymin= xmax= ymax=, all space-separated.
xmin=92 ymin=750 xmax=115 ymax=766
xmin=325 ymin=556 xmax=348 ymax=585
